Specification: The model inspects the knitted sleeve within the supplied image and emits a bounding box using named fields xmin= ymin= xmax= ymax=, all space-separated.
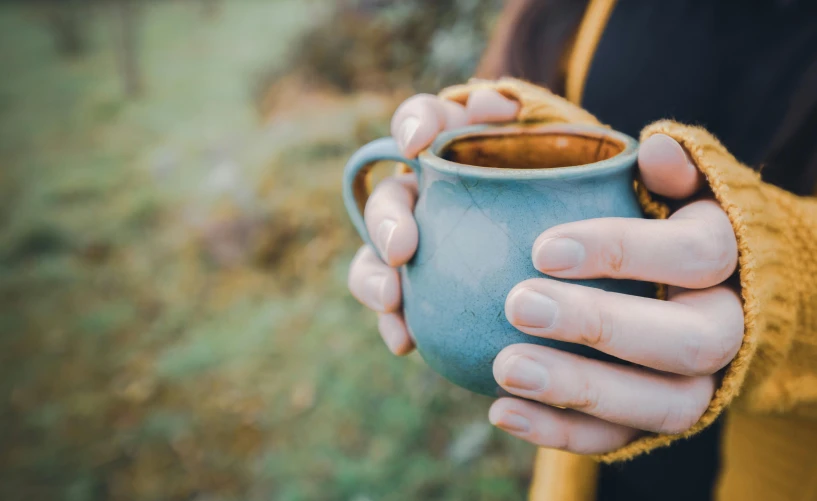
xmin=438 ymin=78 xmax=817 ymax=462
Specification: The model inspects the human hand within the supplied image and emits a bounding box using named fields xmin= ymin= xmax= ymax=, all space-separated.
xmin=490 ymin=134 xmax=742 ymax=453
xmin=346 ymin=91 xmax=742 ymax=455
xmin=347 ymin=89 xmax=520 ymax=354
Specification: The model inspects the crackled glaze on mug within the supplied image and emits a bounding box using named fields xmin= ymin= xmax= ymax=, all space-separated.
xmin=343 ymin=124 xmax=653 ymax=396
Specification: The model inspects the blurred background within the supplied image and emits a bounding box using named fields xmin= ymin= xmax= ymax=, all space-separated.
xmin=0 ymin=1 xmax=538 ymax=499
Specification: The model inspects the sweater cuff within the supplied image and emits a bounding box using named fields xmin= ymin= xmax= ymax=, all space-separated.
xmin=432 ymin=79 xmax=793 ymax=461
xmin=595 ymin=120 xmax=775 ymax=462
xmin=438 ymin=77 xmax=603 ymax=126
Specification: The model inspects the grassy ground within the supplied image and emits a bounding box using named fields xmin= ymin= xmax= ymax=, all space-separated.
xmin=0 ymin=2 xmax=534 ymax=500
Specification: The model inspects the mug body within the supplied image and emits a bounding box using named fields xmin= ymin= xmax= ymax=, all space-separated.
xmin=402 ymin=124 xmax=652 ymax=396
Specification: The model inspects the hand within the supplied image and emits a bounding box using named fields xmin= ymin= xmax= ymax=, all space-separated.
xmin=490 ymin=134 xmax=742 ymax=453
xmin=346 ymin=91 xmax=743 ymax=455
xmin=347 ymin=89 xmax=520 ymax=354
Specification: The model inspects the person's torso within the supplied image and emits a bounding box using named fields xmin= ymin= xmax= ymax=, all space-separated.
xmin=577 ymin=1 xmax=817 ymax=499
xmin=584 ymin=0 xmax=817 ymax=191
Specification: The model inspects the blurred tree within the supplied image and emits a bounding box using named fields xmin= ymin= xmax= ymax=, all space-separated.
xmin=114 ymin=0 xmax=143 ymax=97
xmin=45 ymin=0 xmax=88 ymax=57
xmin=255 ymin=0 xmax=501 ymax=114
xmin=0 ymin=3 xmax=533 ymax=499
xmin=200 ymin=0 xmax=221 ymax=20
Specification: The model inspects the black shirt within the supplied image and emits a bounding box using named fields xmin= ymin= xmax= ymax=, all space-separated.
xmin=584 ymin=0 xmax=817 ymax=191
xmin=579 ymin=1 xmax=817 ymax=500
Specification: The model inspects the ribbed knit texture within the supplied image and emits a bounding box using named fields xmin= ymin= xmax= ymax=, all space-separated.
xmin=717 ymin=412 xmax=817 ymax=501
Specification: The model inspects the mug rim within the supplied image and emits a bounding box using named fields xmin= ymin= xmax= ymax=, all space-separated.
xmin=419 ymin=123 xmax=639 ymax=180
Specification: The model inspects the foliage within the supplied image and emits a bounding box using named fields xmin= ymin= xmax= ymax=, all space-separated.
xmin=0 ymin=1 xmax=533 ymax=500
xmin=255 ymin=0 xmax=501 ymax=114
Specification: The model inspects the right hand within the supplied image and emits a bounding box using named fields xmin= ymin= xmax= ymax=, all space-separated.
xmin=347 ymin=90 xmax=521 ymax=355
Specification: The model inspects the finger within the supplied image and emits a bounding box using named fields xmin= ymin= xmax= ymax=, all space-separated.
xmin=377 ymin=312 xmax=414 ymax=356
xmin=391 ymin=94 xmax=448 ymax=158
xmin=638 ymin=133 xmax=705 ymax=199
xmin=464 ymin=88 xmax=519 ymax=124
xmin=489 ymin=398 xmax=639 ymax=454
xmin=532 ymin=199 xmax=738 ymax=288
xmin=505 ymin=279 xmax=744 ymax=375
xmin=441 ymin=100 xmax=468 ymax=130
xmin=392 ymin=97 xmax=467 ymax=134
xmin=363 ymin=174 xmax=419 ymax=266
xmin=493 ymin=345 xmax=716 ymax=434
xmin=347 ymin=246 xmax=401 ymax=313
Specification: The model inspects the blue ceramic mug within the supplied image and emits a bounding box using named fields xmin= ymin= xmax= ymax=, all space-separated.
xmin=343 ymin=123 xmax=653 ymax=396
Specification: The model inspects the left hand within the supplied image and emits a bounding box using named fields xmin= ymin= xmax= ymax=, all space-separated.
xmin=489 ymin=133 xmax=743 ymax=454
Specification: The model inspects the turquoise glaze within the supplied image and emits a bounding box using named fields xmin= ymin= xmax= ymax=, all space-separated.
xmin=343 ymin=123 xmax=652 ymax=396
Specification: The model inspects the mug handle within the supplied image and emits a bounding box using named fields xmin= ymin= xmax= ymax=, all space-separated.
xmin=342 ymin=137 xmax=421 ymax=252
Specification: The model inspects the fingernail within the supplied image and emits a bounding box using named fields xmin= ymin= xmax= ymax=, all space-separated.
xmin=533 ymin=237 xmax=585 ymax=271
xmin=507 ymin=288 xmax=557 ymax=329
xmin=491 ymin=411 xmax=531 ymax=434
xmin=365 ymin=274 xmax=387 ymax=311
xmin=642 ymin=133 xmax=690 ymax=168
xmin=397 ymin=116 xmax=421 ymax=153
xmin=375 ymin=218 xmax=398 ymax=261
xmin=497 ymin=355 xmax=548 ymax=391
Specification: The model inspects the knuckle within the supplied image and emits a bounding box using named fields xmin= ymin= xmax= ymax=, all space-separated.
xmin=680 ymin=324 xmax=737 ymax=375
xmin=363 ymin=185 xmax=387 ymax=219
xmin=566 ymin=376 xmax=602 ymax=414
xmin=391 ymin=94 xmax=442 ymax=134
xmin=364 ymin=179 xmax=408 ymax=222
xmin=368 ymin=176 xmax=399 ymax=201
xmin=552 ymin=427 xmax=573 ymax=452
xmin=580 ymin=302 xmax=616 ymax=349
xmin=656 ymin=387 xmax=709 ymax=435
xmin=469 ymin=88 xmax=502 ymax=103
xmin=679 ymin=225 xmax=716 ymax=262
xmin=347 ymin=270 xmax=367 ymax=304
xmin=409 ymin=94 xmax=443 ymax=118
xmin=709 ymin=228 xmax=738 ymax=279
xmin=683 ymin=221 xmax=737 ymax=284
xmin=565 ymin=427 xmax=607 ymax=456
xmin=534 ymin=419 xmax=572 ymax=451
xmin=600 ymin=231 xmax=627 ymax=275
xmin=656 ymin=401 xmax=700 ymax=435
xmin=348 ymin=246 xmax=371 ymax=277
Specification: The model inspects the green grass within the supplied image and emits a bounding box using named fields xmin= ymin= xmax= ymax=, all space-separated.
xmin=0 ymin=2 xmax=534 ymax=500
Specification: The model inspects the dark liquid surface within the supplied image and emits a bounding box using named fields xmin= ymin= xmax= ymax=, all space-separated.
xmin=441 ymin=132 xmax=625 ymax=170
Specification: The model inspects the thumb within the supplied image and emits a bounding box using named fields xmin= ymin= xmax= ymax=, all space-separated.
xmin=638 ymin=133 xmax=705 ymax=199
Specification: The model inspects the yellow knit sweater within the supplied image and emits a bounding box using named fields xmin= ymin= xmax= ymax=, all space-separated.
xmin=438 ymin=77 xmax=817 ymax=501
